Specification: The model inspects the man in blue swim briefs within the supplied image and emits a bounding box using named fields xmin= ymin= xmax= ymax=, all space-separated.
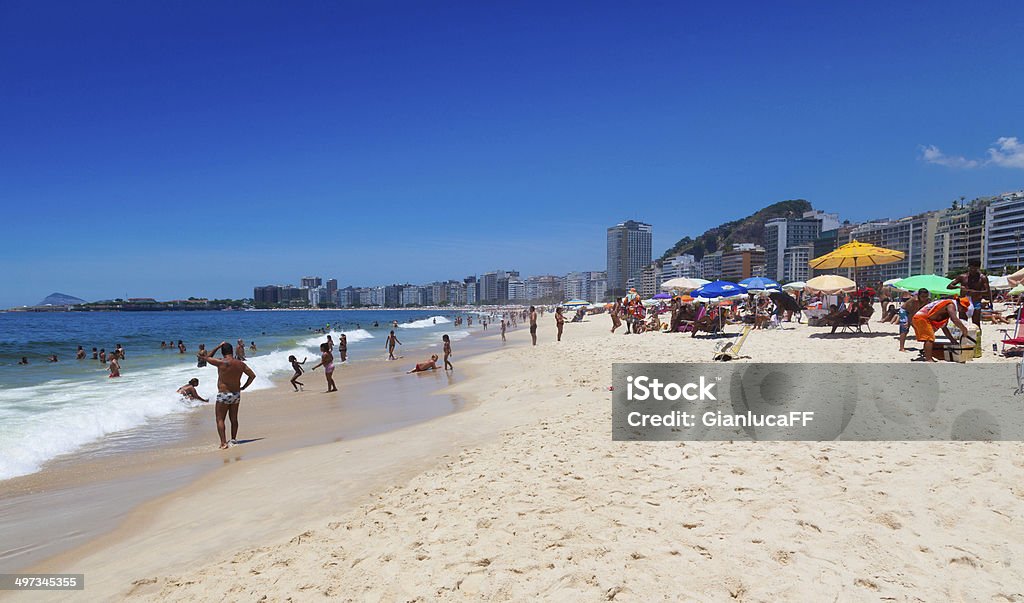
xmin=204 ymin=342 xmax=256 ymax=449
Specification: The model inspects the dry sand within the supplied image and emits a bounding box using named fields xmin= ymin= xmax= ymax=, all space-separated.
xmin=20 ymin=311 xmax=1024 ymax=601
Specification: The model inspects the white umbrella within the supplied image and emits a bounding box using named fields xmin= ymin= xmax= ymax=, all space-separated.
xmin=661 ymin=277 xmax=709 ymax=292
xmin=882 ymin=278 xmax=901 ymax=287
xmin=804 ymin=274 xmax=857 ymax=295
xmin=782 ymin=281 xmax=806 ymax=291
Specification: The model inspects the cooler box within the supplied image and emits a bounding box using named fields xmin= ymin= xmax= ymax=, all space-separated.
xmin=933 ymin=327 xmax=978 ymax=363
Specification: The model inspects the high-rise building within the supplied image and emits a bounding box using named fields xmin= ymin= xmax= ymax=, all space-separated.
xmin=933 ymin=199 xmax=990 ymax=275
xmin=526 ymin=275 xmax=564 ymax=302
xmin=564 ymin=271 xmax=592 ymax=301
xmin=507 ymin=280 xmax=527 ymax=302
xmin=984 ymin=191 xmax=1024 ymax=272
xmin=383 ymin=285 xmax=403 ymax=308
xmin=781 ymin=245 xmax=814 ymax=283
xmin=253 ymin=285 xmax=280 ymax=306
xmin=300 ymin=276 xmax=322 ymax=289
xmin=464 ymin=276 xmax=478 ymax=305
xmin=721 ymin=244 xmax=766 ymax=282
xmin=661 ymin=254 xmax=700 ymax=281
xmin=326 ymin=279 xmax=338 ymax=301
xmin=589 ymin=271 xmax=608 ymax=302
xmin=699 ymin=251 xmax=723 ymax=281
xmin=606 ymin=220 xmax=653 ymax=296
xmin=638 ymin=262 xmax=662 ymax=298
xmin=764 ymin=213 xmax=827 ymax=282
xmin=309 ymin=287 xmax=329 ymax=307
xmin=844 ymin=212 xmax=938 ymax=284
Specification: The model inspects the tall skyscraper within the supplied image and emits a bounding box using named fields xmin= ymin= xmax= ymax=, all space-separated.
xmin=300 ymin=276 xmax=322 ymax=289
xmin=606 ymin=220 xmax=652 ymax=296
xmin=985 ymin=191 xmax=1024 ymax=272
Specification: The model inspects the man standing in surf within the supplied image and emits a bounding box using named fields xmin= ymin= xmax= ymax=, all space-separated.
xmin=203 ymin=341 xmax=256 ymax=449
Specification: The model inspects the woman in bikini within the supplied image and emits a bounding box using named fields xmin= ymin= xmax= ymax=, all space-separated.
xmin=310 ymin=343 xmax=337 ymax=392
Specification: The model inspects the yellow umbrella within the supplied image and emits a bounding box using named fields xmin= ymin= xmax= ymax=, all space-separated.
xmin=809 ymin=240 xmax=905 ymax=285
xmin=804 ymin=274 xmax=857 ymax=295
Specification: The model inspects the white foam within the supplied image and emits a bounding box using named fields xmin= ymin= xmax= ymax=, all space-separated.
xmin=297 ymin=328 xmax=374 ymax=348
xmin=0 ymin=353 xmax=291 ymax=481
xmin=399 ymin=316 xmax=451 ymax=329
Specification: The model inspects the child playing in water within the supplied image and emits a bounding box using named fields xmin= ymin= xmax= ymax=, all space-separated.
xmin=108 ymin=355 xmax=120 ymax=378
xmin=288 ymin=355 xmax=307 ymax=391
xmin=310 ymin=343 xmax=337 ymax=392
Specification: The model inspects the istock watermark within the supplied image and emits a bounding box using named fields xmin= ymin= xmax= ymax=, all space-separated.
xmin=612 ymin=363 xmax=1024 ymax=441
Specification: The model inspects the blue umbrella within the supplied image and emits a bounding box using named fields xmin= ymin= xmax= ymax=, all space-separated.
xmin=692 ymin=280 xmax=744 ymax=299
xmin=739 ymin=277 xmax=781 ymax=291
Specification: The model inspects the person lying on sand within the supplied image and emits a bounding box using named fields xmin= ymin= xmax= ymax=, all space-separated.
xmin=408 ymin=355 xmax=439 ymax=374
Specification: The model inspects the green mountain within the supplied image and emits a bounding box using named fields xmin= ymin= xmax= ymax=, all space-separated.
xmin=660 ymin=199 xmax=813 ymax=261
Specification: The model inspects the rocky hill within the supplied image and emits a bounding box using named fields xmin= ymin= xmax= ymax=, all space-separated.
xmin=36 ymin=292 xmax=85 ymax=306
xmin=660 ymin=199 xmax=813 ymax=261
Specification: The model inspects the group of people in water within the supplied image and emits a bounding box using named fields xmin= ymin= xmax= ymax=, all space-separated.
xmin=18 ymin=344 xmax=127 ymax=377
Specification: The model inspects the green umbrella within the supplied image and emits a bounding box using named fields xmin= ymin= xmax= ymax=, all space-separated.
xmin=1010 ymin=284 xmax=1024 ymax=296
xmin=893 ymin=274 xmax=957 ymax=297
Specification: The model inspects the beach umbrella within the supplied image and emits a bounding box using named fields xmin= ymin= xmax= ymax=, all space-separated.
xmin=804 ymin=274 xmax=857 ymax=295
xmin=652 ymin=292 xmax=672 ymax=299
xmin=1008 ymin=268 xmax=1024 ymax=286
xmin=882 ymin=278 xmax=902 ymax=287
xmin=1010 ymin=284 xmax=1024 ymax=296
xmin=892 ymin=274 xmax=957 ymax=297
xmin=562 ymin=299 xmax=589 ymax=308
xmin=692 ymin=280 xmax=744 ymax=299
xmin=782 ymin=281 xmax=805 ymax=291
xmin=739 ymin=277 xmax=781 ymax=291
xmin=769 ymin=290 xmax=801 ymax=313
xmin=660 ymin=277 xmax=710 ymax=292
xmin=988 ymin=275 xmax=1011 ymax=290
xmin=809 ymin=240 xmax=905 ymax=286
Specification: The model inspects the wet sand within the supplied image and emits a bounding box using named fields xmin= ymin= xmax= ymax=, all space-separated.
xmin=0 ymin=329 xmax=501 ymax=573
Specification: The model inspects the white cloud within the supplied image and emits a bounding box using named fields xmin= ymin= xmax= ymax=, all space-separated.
xmin=920 ymin=144 xmax=979 ymax=169
xmin=921 ymin=136 xmax=1024 ymax=170
xmin=987 ymin=136 xmax=1024 ymax=169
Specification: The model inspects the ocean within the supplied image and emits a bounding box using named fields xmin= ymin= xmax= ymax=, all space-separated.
xmin=0 ymin=309 xmax=486 ymax=481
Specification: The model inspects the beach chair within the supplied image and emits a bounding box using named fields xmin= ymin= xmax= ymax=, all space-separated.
xmin=713 ymin=326 xmax=752 ymax=361
xmin=1000 ymin=306 xmax=1024 ymax=356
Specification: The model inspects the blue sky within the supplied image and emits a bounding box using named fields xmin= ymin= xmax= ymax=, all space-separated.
xmin=1 ymin=1 xmax=1022 ymax=306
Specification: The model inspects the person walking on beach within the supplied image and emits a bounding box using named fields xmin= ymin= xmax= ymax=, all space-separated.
xmin=339 ymin=334 xmax=348 ymax=363
xmin=311 ymin=343 xmax=338 ymax=392
xmin=500 ymin=319 xmax=507 ymax=342
xmin=235 ymin=339 xmax=246 ymax=361
xmin=442 ymin=334 xmax=453 ymax=370
xmin=76 ymin=346 xmax=86 ymax=360
xmin=555 ymin=307 xmax=566 ymax=342
xmin=386 ymin=330 xmax=402 ymax=360
xmin=529 ymin=306 xmax=538 ymax=345
xmin=611 ymin=298 xmax=623 ymax=333
xmin=197 ymin=343 xmax=209 ymax=367
xmin=203 ymin=342 xmax=256 ymax=449
xmin=177 ymin=378 xmax=207 ymax=402
xmin=288 ymin=355 xmax=307 ymax=392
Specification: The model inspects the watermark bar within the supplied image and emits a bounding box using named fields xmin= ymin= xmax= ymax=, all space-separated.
xmin=612 ymin=363 xmax=1024 ymax=441
xmin=0 ymin=574 xmax=85 ymax=590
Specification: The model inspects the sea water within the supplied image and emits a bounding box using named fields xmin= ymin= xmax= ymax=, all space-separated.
xmin=0 ymin=310 xmax=478 ymax=480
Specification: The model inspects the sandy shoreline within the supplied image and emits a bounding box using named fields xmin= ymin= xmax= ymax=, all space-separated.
xmin=12 ymin=312 xmax=1024 ymax=600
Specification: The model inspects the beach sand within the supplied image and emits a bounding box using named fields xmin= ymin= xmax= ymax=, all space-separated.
xmin=19 ymin=312 xmax=1024 ymax=601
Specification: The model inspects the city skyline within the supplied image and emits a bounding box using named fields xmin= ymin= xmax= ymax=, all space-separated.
xmin=4 ymin=3 xmax=1024 ymax=307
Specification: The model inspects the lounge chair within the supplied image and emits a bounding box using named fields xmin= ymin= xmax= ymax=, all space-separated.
xmin=1000 ymin=306 xmax=1024 ymax=356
